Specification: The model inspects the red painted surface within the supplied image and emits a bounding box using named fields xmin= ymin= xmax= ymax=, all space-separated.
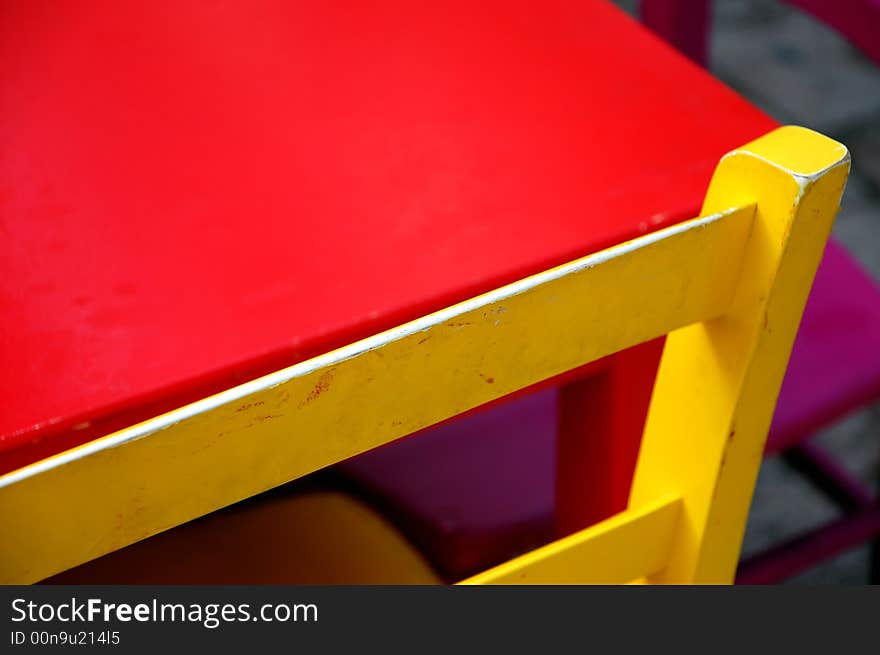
xmin=0 ymin=0 xmax=774 ymax=473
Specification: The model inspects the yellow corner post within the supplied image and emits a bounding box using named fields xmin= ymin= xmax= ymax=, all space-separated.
xmin=628 ymin=126 xmax=850 ymax=584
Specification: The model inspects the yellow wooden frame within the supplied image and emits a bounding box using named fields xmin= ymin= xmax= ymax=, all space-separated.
xmin=0 ymin=126 xmax=849 ymax=585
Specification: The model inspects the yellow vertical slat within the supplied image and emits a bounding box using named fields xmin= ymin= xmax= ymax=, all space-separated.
xmin=629 ymin=126 xmax=850 ymax=584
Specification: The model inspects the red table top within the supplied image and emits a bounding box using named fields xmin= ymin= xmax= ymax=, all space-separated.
xmin=0 ymin=1 xmax=774 ymax=473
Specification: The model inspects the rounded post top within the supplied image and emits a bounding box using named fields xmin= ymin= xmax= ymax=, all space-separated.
xmin=728 ymin=126 xmax=850 ymax=180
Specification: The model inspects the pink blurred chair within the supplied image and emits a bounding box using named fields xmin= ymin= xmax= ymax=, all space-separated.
xmin=640 ymin=0 xmax=880 ymax=67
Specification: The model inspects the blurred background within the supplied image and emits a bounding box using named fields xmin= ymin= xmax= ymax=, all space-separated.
xmin=618 ymin=0 xmax=880 ymax=583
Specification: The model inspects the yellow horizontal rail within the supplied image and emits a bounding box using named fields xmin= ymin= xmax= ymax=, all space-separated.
xmin=0 ymin=204 xmax=754 ymax=583
xmin=460 ymin=496 xmax=682 ymax=585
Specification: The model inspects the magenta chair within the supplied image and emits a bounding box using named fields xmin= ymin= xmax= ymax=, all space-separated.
xmin=640 ymin=0 xmax=880 ymax=583
xmin=329 ymin=0 xmax=880 ymax=585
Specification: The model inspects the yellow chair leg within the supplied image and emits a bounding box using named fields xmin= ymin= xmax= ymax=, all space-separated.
xmin=629 ymin=126 xmax=850 ymax=584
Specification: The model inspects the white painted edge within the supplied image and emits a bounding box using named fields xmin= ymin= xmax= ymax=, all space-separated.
xmin=0 ymin=207 xmax=745 ymax=489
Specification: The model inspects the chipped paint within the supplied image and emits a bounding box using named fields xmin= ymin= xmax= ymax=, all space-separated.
xmin=0 ymin=207 xmax=745 ymax=490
